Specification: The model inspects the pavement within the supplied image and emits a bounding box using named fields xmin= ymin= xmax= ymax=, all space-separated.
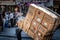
xmin=0 ymin=27 xmax=60 ymax=40
xmin=52 ymin=29 xmax=60 ymax=40
xmin=0 ymin=27 xmax=33 ymax=40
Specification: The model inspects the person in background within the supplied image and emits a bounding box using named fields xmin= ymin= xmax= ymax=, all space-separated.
xmin=13 ymin=7 xmax=23 ymax=26
xmin=14 ymin=7 xmax=23 ymax=40
xmin=4 ymin=10 xmax=11 ymax=28
xmin=0 ymin=14 xmax=3 ymax=32
xmin=2 ymin=11 xmax=5 ymax=28
xmin=9 ymin=11 xmax=14 ymax=27
xmin=16 ymin=28 xmax=22 ymax=40
xmin=56 ymin=6 xmax=60 ymax=30
xmin=57 ymin=6 xmax=60 ymax=15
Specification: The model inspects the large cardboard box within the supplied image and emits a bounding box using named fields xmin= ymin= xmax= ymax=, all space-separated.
xmin=17 ymin=4 xmax=60 ymax=40
xmin=17 ymin=20 xmax=24 ymax=29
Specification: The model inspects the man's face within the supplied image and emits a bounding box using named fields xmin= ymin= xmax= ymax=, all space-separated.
xmin=15 ymin=8 xmax=18 ymax=12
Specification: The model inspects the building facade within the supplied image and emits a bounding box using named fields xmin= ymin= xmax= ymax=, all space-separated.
xmin=0 ymin=0 xmax=54 ymax=16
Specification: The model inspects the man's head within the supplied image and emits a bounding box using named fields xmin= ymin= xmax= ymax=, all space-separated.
xmin=15 ymin=7 xmax=19 ymax=12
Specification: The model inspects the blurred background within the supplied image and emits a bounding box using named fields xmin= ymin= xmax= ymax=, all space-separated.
xmin=0 ymin=0 xmax=60 ymax=40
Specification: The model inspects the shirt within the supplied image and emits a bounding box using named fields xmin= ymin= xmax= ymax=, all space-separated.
xmin=14 ymin=12 xmax=23 ymax=22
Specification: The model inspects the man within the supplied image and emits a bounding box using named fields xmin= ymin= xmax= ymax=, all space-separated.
xmin=0 ymin=14 xmax=3 ymax=32
xmin=4 ymin=10 xmax=11 ymax=28
xmin=14 ymin=7 xmax=23 ymax=26
xmin=14 ymin=7 xmax=23 ymax=40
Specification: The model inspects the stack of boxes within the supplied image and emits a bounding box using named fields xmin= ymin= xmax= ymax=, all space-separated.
xmin=17 ymin=4 xmax=60 ymax=40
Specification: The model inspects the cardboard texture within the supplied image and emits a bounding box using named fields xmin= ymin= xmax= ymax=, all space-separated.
xmin=42 ymin=18 xmax=54 ymax=31
xmin=34 ymin=31 xmax=43 ymax=40
xmin=27 ymin=30 xmax=35 ymax=38
xmin=34 ymin=9 xmax=45 ymax=23
xmin=22 ymin=4 xmax=37 ymax=33
xmin=28 ymin=5 xmax=36 ymax=14
xmin=43 ymin=14 xmax=56 ymax=24
xmin=38 ymin=24 xmax=47 ymax=35
xmin=29 ymin=20 xmax=38 ymax=34
xmin=23 ymin=19 xmax=31 ymax=33
xmin=17 ymin=4 xmax=60 ymax=40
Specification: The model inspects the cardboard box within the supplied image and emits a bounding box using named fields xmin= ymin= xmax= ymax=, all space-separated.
xmin=26 ymin=13 xmax=34 ymax=21
xmin=26 ymin=5 xmax=36 ymax=20
xmin=29 ymin=20 xmax=38 ymax=34
xmin=17 ymin=20 xmax=24 ymax=29
xmin=41 ymin=13 xmax=59 ymax=31
xmin=32 ymin=20 xmax=38 ymax=27
xmin=38 ymin=24 xmax=47 ymax=35
xmin=42 ymin=20 xmax=54 ymax=30
xmin=29 ymin=25 xmax=36 ymax=34
xmin=23 ymin=19 xmax=31 ymax=33
xmin=34 ymin=36 xmax=42 ymax=40
xmin=22 ymin=4 xmax=37 ymax=33
xmin=34 ymin=9 xmax=45 ymax=23
xmin=27 ymin=30 xmax=35 ymax=38
xmin=41 ymin=14 xmax=56 ymax=30
xmin=37 ymin=31 xmax=43 ymax=38
xmin=24 ymin=6 xmax=36 ymax=28
xmin=42 ymin=14 xmax=56 ymax=24
xmin=52 ymin=19 xmax=59 ymax=31
xmin=28 ymin=5 xmax=36 ymax=14
xmin=17 ymin=4 xmax=60 ymax=40
xmin=34 ymin=31 xmax=43 ymax=40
